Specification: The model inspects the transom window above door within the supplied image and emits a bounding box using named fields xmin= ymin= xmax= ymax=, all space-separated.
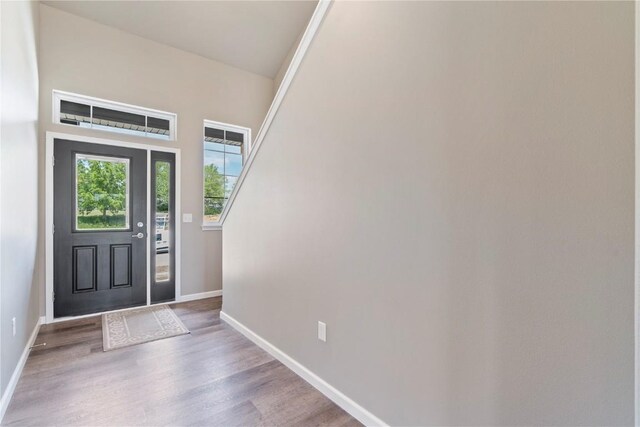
xmin=203 ymin=120 xmax=251 ymax=227
xmin=53 ymin=90 xmax=177 ymax=141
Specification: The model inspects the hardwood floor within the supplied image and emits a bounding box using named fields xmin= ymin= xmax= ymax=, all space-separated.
xmin=2 ymin=298 xmax=360 ymax=426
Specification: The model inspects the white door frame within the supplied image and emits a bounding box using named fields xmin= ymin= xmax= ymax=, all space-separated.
xmin=45 ymin=131 xmax=182 ymax=324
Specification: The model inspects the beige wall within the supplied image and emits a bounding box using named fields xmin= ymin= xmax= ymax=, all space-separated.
xmin=0 ymin=0 xmax=40 ymax=396
xmin=273 ymin=29 xmax=304 ymax=97
xmin=222 ymin=2 xmax=635 ymax=425
xmin=36 ymin=4 xmax=274 ymax=313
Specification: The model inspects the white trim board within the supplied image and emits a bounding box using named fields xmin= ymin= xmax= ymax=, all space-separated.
xmin=45 ymin=131 xmax=182 ymax=324
xmin=218 ymin=0 xmax=332 ymax=225
xmin=220 ymin=311 xmax=388 ymax=427
xmin=0 ymin=317 xmax=42 ymax=423
xmin=178 ymin=290 xmax=222 ymax=302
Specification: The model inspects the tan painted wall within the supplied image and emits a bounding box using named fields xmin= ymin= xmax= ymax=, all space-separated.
xmin=0 ymin=0 xmax=40 ymax=395
xmin=222 ymin=2 xmax=635 ymax=425
xmin=273 ymin=29 xmax=304 ymax=97
xmin=36 ymin=4 xmax=274 ymax=313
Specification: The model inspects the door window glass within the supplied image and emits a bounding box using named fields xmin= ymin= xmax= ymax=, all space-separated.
xmin=75 ymin=154 xmax=130 ymax=230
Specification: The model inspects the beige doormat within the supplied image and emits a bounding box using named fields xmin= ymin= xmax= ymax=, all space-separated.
xmin=102 ymin=305 xmax=189 ymax=351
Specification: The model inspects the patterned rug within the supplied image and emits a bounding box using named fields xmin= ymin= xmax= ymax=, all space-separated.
xmin=102 ymin=305 xmax=189 ymax=351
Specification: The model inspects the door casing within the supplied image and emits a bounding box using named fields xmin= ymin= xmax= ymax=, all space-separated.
xmin=45 ymin=131 xmax=181 ymax=323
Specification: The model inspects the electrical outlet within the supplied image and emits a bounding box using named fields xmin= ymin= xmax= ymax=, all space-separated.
xmin=12 ymin=317 xmax=16 ymax=337
xmin=318 ymin=321 xmax=326 ymax=342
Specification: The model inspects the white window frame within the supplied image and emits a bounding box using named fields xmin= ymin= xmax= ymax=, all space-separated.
xmin=52 ymin=90 xmax=178 ymax=141
xmin=202 ymin=119 xmax=251 ymax=230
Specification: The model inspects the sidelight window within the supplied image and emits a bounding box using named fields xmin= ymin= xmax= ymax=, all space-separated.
xmin=154 ymin=161 xmax=171 ymax=283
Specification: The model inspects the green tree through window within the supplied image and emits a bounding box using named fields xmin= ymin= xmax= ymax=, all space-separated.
xmin=76 ymin=156 xmax=128 ymax=229
xmin=155 ymin=162 xmax=170 ymax=213
xmin=204 ymin=164 xmax=225 ymax=220
xmin=203 ymin=123 xmax=247 ymax=223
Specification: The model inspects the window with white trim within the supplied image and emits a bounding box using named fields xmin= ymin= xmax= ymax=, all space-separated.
xmin=53 ymin=90 xmax=177 ymax=141
xmin=203 ymin=120 xmax=250 ymax=226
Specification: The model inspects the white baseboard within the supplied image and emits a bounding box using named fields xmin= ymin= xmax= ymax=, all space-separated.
xmin=0 ymin=317 xmax=42 ymax=422
xmin=178 ymin=290 xmax=222 ymax=302
xmin=220 ymin=311 xmax=388 ymax=427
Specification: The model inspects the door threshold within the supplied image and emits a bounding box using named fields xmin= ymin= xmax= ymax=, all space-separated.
xmin=47 ymin=300 xmax=175 ymax=325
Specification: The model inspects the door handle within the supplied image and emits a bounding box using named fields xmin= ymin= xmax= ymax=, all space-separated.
xmin=132 ymin=232 xmax=145 ymax=239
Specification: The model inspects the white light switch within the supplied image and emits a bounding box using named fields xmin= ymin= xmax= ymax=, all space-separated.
xmin=318 ymin=321 xmax=327 ymax=342
xmin=182 ymin=213 xmax=193 ymax=223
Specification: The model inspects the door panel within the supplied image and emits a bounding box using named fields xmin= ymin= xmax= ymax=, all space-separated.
xmin=111 ymin=244 xmax=132 ymax=288
xmin=54 ymin=139 xmax=147 ymax=317
xmin=72 ymin=246 xmax=97 ymax=292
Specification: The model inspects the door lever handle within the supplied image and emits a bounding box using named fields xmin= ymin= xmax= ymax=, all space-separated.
xmin=132 ymin=232 xmax=145 ymax=239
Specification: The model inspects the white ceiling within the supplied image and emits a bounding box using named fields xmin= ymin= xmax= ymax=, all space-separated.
xmin=41 ymin=1 xmax=317 ymax=79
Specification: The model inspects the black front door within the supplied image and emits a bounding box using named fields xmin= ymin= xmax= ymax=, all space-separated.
xmin=54 ymin=139 xmax=147 ymax=317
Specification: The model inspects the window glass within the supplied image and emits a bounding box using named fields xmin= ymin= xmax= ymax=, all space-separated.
xmin=55 ymin=91 xmax=175 ymax=140
xmin=205 ymin=150 xmax=225 ymax=173
xmin=60 ymin=100 xmax=91 ymax=127
xmin=205 ymin=141 xmax=226 ymax=152
xmin=204 ymin=149 xmax=226 ymax=223
xmin=147 ymin=116 xmax=171 ymax=140
xmin=225 ymin=144 xmax=242 ymax=155
xmin=203 ymin=124 xmax=248 ymax=224
xmin=154 ymin=161 xmax=171 ymax=282
xmin=225 ymin=153 xmax=243 ymax=177
xmin=225 ymin=176 xmax=238 ymax=198
xmin=75 ymin=154 xmax=130 ymax=230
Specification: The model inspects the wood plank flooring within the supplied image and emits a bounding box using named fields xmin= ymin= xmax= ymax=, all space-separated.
xmin=2 ymin=298 xmax=360 ymax=426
